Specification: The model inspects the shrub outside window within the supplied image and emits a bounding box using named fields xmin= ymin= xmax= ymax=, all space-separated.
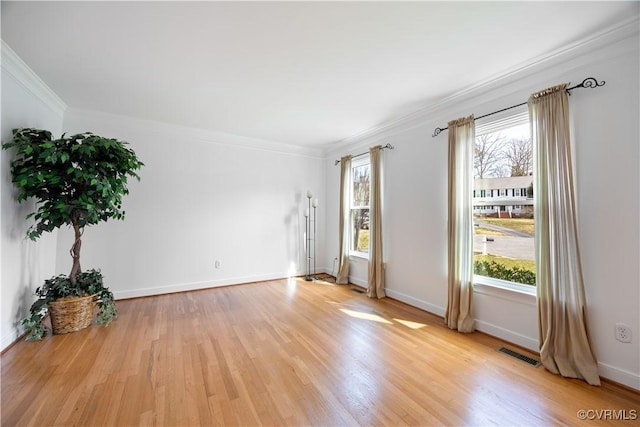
xmin=350 ymin=157 xmax=370 ymax=256
xmin=473 ymin=112 xmax=535 ymax=286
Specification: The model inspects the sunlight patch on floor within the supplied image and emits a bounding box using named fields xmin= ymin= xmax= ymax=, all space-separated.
xmin=339 ymin=308 xmax=393 ymax=324
xmin=330 ymin=302 xmax=426 ymax=329
xmin=393 ymin=318 xmax=427 ymax=330
xmin=286 ymin=277 xmax=298 ymax=300
xmin=312 ymin=279 xmax=336 ymax=286
xmin=290 ymin=276 xmax=336 ymax=287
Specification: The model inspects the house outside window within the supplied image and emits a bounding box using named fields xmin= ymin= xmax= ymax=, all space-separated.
xmin=473 ymin=111 xmax=535 ymax=287
xmin=350 ymin=156 xmax=370 ymax=256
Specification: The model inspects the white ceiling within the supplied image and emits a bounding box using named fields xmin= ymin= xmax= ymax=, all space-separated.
xmin=1 ymin=1 xmax=636 ymax=148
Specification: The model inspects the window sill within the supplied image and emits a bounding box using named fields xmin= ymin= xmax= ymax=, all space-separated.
xmin=473 ymin=275 xmax=536 ymax=306
xmin=349 ymin=252 xmax=369 ymax=261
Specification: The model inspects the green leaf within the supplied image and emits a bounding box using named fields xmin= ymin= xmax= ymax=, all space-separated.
xmin=2 ymin=127 xmax=143 ymax=241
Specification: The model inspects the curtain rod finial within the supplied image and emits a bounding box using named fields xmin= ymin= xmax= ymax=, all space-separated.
xmin=580 ymin=77 xmax=605 ymax=89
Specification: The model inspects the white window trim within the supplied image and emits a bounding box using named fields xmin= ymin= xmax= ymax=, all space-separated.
xmin=475 ymin=108 xmax=529 ymax=136
xmin=474 ymin=108 xmax=536 ymax=293
xmin=473 ymin=274 xmax=536 ymax=297
xmin=349 ymin=155 xmax=370 ymax=259
xmin=350 ymin=251 xmax=369 ymax=260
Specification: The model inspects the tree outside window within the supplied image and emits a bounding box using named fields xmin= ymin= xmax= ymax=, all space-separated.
xmin=351 ymin=160 xmax=370 ymax=254
xmin=473 ymin=117 xmax=536 ymax=286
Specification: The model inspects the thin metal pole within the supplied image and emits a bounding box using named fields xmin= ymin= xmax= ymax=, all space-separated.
xmin=334 ymin=143 xmax=394 ymax=165
xmin=305 ymin=196 xmax=312 ymax=281
xmin=313 ymin=205 xmax=316 ymax=278
xmin=431 ymin=77 xmax=605 ymax=137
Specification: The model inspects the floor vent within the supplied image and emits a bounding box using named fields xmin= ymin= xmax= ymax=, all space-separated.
xmin=351 ymin=288 xmax=365 ymax=294
xmin=497 ymin=347 xmax=541 ymax=367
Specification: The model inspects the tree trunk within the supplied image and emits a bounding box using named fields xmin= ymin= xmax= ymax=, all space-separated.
xmin=69 ymin=223 xmax=83 ymax=284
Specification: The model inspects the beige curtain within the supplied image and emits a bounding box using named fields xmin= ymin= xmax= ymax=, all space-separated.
xmin=529 ymin=84 xmax=600 ymax=385
xmin=336 ymin=155 xmax=352 ymax=284
xmin=367 ymin=145 xmax=385 ymax=298
xmin=445 ymin=115 xmax=475 ymax=333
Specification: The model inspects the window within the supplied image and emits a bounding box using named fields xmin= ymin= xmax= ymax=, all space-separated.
xmin=350 ymin=157 xmax=370 ymax=256
xmin=473 ymin=111 xmax=535 ymax=287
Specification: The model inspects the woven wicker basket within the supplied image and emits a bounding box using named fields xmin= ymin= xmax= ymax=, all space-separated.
xmin=48 ymin=294 xmax=97 ymax=335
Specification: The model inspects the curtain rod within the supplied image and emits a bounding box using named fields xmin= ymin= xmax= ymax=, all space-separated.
xmin=431 ymin=77 xmax=605 ymax=138
xmin=334 ymin=143 xmax=394 ymax=166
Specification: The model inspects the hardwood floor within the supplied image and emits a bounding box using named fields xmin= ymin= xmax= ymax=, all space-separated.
xmin=2 ymin=276 xmax=638 ymax=426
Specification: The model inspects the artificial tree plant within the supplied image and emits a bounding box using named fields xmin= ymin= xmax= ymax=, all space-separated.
xmin=3 ymin=128 xmax=144 ymax=339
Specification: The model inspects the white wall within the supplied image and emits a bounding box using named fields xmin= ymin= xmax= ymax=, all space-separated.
xmin=324 ymin=22 xmax=639 ymax=389
xmin=1 ymin=42 xmax=65 ymax=349
xmin=59 ymin=109 xmax=326 ymax=300
xmin=1 ymin=40 xmax=326 ymax=349
xmin=2 ymin=18 xmax=638 ymax=392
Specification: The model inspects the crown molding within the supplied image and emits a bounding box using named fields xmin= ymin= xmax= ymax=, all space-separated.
xmin=1 ymin=38 xmax=322 ymax=159
xmin=323 ymin=14 xmax=640 ymax=155
xmin=64 ymin=107 xmax=326 ymax=159
xmin=1 ymin=40 xmax=67 ymax=118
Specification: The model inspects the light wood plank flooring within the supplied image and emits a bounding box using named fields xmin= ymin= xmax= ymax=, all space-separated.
xmin=2 ymin=276 xmax=638 ymax=426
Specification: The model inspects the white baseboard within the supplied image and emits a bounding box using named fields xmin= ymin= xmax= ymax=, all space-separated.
xmin=474 ymin=319 xmax=539 ymax=352
xmin=384 ymin=288 xmax=446 ymax=318
xmin=347 ymin=276 xmax=368 ymax=289
xmin=113 ymin=267 xmax=335 ymax=300
xmin=113 ymin=271 xmax=293 ymax=300
xmin=376 ymin=289 xmax=540 ymax=353
xmin=6 ymin=272 xmax=638 ymax=391
xmin=2 ymin=269 xmax=332 ymax=352
xmin=384 ymin=289 xmax=639 ymax=391
xmin=379 ymin=288 xmax=540 ymax=352
xmin=598 ymin=361 xmax=640 ymax=391
xmin=382 ymin=288 xmax=540 ymax=352
xmin=1 ymin=329 xmax=21 ymax=352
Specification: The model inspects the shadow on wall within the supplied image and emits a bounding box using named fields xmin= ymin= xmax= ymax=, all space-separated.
xmin=3 ymin=146 xmax=34 ymax=240
xmin=14 ymin=237 xmax=42 ymax=332
xmin=4 ymin=147 xmax=43 ymax=331
xmin=3 ymin=148 xmax=55 ymax=335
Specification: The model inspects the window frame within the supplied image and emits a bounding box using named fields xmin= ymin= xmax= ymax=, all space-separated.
xmin=349 ymin=155 xmax=371 ymax=259
xmin=473 ymin=109 xmax=535 ymax=291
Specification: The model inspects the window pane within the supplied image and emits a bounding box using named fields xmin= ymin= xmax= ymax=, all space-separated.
xmin=351 ymin=208 xmax=369 ymax=253
xmin=352 ymin=164 xmax=370 ymax=207
xmin=473 ymin=122 xmax=536 ymax=286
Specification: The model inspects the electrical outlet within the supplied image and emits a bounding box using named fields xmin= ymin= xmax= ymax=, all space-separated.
xmin=615 ymin=323 xmax=632 ymax=343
